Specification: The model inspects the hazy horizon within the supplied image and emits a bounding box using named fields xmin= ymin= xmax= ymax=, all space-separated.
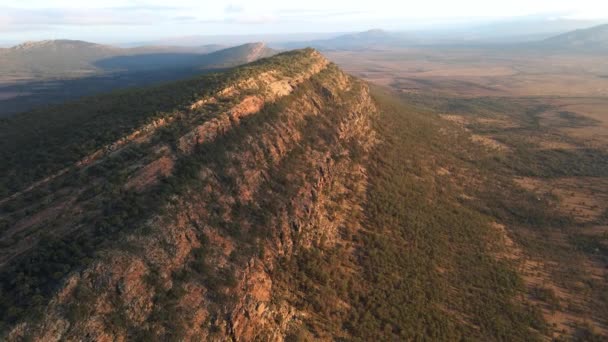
xmin=1 ymin=1 xmax=607 ymax=45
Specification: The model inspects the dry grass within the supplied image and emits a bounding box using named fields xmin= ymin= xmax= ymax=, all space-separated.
xmin=470 ymin=134 xmax=510 ymax=151
xmin=515 ymin=177 xmax=608 ymax=224
xmin=542 ymin=98 xmax=608 ymax=148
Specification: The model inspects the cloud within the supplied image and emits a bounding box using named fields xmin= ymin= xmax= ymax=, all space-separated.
xmin=108 ymin=5 xmax=184 ymax=11
xmin=277 ymin=8 xmax=367 ymax=17
xmin=196 ymin=6 xmax=366 ymax=27
xmin=198 ymin=14 xmax=278 ymax=25
xmin=231 ymin=15 xmax=277 ymax=24
xmin=224 ymin=4 xmax=244 ymax=14
xmin=0 ymin=6 xmax=178 ymax=32
xmin=172 ymin=15 xmax=198 ymax=22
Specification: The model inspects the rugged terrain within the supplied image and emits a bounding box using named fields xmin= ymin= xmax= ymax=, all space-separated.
xmin=1 ymin=47 xmax=605 ymax=341
xmin=1 ymin=48 xmax=378 ymax=340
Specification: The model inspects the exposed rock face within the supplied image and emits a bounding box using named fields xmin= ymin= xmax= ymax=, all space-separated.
xmin=5 ymin=50 xmax=377 ymax=341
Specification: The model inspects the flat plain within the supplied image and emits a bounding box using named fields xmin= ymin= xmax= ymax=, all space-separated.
xmin=328 ymin=48 xmax=608 ymax=97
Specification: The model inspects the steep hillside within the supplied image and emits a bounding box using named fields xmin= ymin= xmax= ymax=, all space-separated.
xmin=0 ymin=49 xmax=563 ymax=340
xmin=542 ymin=23 xmax=608 ymax=51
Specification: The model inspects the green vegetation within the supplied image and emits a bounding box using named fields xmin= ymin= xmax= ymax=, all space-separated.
xmin=0 ymin=74 xmax=216 ymax=197
xmin=0 ymin=49 xmax=324 ymax=332
xmin=277 ymin=87 xmax=546 ymax=340
xmin=0 ymin=48 xmax=320 ymax=198
xmin=414 ymin=93 xmax=608 ymax=336
xmin=1 ymin=47 xmax=604 ymax=340
xmin=346 ymin=88 xmax=545 ymax=340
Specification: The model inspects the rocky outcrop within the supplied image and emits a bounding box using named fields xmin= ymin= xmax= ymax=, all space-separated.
xmin=6 ymin=50 xmax=377 ymax=341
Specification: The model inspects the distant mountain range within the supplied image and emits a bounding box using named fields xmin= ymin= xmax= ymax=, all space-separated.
xmin=125 ymin=32 xmax=342 ymax=48
xmin=273 ymin=20 xmax=608 ymax=50
xmin=277 ymin=29 xmax=411 ymax=50
xmin=3 ymin=19 xmax=606 ymax=80
xmin=452 ymin=19 xmax=607 ymax=43
xmin=542 ymin=23 xmax=608 ymax=51
xmin=308 ymin=29 xmax=406 ymax=49
xmin=0 ymin=40 xmax=274 ymax=79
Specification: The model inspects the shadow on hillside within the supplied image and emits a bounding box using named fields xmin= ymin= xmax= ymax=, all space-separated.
xmin=94 ymin=53 xmax=208 ymax=72
xmin=0 ymin=66 xmax=220 ymax=118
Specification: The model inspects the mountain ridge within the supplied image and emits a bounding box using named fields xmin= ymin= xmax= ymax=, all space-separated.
xmin=1 ymin=46 xmax=577 ymax=340
xmin=1 ymin=48 xmax=382 ymax=340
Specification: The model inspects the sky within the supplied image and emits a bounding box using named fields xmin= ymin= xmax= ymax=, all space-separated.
xmin=1 ymin=0 xmax=607 ymax=44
